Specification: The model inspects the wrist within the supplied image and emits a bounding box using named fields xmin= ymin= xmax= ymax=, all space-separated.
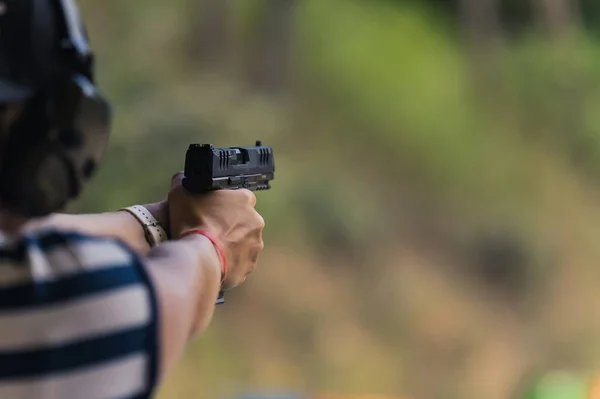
xmin=120 ymin=203 xmax=168 ymax=250
xmin=142 ymin=201 xmax=169 ymax=234
xmin=179 ymin=234 xmax=222 ymax=336
xmin=180 ymin=234 xmax=222 ymax=275
xmin=179 ymin=229 xmax=227 ymax=285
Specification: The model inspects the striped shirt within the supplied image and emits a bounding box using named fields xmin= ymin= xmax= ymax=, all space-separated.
xmin=0 ymin=229 xmax=159 ymax=399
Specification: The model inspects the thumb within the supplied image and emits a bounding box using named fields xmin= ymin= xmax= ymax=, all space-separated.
xmin=171 ymin=171 xmax=184 ymax=189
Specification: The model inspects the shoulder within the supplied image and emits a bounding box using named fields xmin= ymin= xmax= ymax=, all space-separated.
xmin=25 ymin=229 xmax=136 ymax=267
xmin=0 ymin=229 xmax=146 ymax=288
xmin=0 ymin=229 xmax=159 ymax=398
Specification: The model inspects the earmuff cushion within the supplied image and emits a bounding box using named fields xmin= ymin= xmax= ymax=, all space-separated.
xmin=0 ymin=89 xmax=79 ymax=216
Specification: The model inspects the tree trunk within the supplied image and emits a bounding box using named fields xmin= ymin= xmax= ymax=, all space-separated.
xmin=458 ymin=0 xmax=506 ymax=106
xmin=188 ymin=0 xmax=233 ymax=69
xmin=531 ymin=0 xmax=586 ymax=158
xmin=532 ymin=0 xmax=580 ymax=36
xmin=244 ymin=0 xmax=296 ymax=95
xmin=459 ymin=0 xmax=504 ymax=48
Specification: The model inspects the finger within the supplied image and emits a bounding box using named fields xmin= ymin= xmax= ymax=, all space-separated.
xmin=239 ymin=189 xmax=257 ymax=207
xmin=171 ymin=171 xmax=184 ymax=189
xmin=255 ymin=213 xmax=265 ymax=230
xmin=246 ymin=256 xmax=260 ymax=276
xmin=255 ymin=239 xmax=264 ymax=253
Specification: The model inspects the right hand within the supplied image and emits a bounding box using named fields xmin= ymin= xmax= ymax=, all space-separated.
xmin=168 ymin=172 xmax=265 ymax=290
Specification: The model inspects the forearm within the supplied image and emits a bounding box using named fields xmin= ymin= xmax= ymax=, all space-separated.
xmin=144 ymin=235 xmax=221 ymax=380
xmin=24 ymin=202 xmax=168 ymax=255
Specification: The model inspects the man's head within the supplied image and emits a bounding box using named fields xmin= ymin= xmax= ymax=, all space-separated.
xmin=0 ymin=0 xmax=111 ymax=218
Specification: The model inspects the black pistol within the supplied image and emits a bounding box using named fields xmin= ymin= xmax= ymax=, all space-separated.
xmin=182 ymin=141 xmax=275 ymax=304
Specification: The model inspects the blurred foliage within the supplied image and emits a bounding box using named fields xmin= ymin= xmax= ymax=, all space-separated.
xmin=72 ymin=0 xmax=600 ymax=398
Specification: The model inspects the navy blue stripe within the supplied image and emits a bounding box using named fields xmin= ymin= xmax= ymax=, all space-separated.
xmin=0 ymin=265 xmax=139 ymax=310
xmin=0 ymin=327 xmax=150 ymax=379
xmin=117 ymin=240 xmax=159 ymax=398
xmin=0 ymin=230 xmax=106 ymax=261
xmin=32 ymin=231 xmax=104 ymax=251
xmin=0 ymin=243 xmax=26 ymax=261
xmin=33 ymin=231 xmax=93 ymax=250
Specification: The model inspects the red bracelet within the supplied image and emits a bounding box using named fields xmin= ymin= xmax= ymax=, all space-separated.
xmin=179 ymin=229 xmax=227 ymax=284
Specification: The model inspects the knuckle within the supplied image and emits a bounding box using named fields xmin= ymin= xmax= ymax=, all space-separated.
xmin=171 ymin=171 xmax=184 ymax=181
xmin=167 ymin=187 xmax=182 ymax=200
xmin=247 ymin=258 xmax=259 ymax=274
xmin=170 ymin=171 xmax=185 ymax=188
xmin=240 ymin=189 xmax=256 ymax=204
xmin=255 ymin=213 xmax=265 ymax=229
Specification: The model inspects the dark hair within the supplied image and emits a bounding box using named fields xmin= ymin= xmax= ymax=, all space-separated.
xmin=0 ymin=0 xmax=112 ymax=217
xmin=0 ymin=0 xmax=63 ymax=103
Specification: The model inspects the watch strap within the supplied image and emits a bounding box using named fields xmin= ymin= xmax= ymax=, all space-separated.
xmin=120 ymin=205 xmax=168 ymax=248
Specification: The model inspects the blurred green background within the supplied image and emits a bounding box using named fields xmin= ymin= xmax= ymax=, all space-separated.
xmin=72 ymin=0 xmax=600 ymax=398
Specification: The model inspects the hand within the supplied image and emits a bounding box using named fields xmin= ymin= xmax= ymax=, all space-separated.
xmin=168 ymin=172 xmax=265 ymax=290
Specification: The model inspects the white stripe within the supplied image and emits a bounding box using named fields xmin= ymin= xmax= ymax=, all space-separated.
xmin=0 ymin=285 xmax=150 ymax=351
xmin=0 ymin=353 xmax=147 ymax=399
xmin=0 ymin=240 xmax=133 ymax=287
xmin=42 ymin=239 xmax=133 ymax=275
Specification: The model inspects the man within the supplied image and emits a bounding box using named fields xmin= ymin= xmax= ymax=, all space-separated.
xmin=0 ymin=0 xmax=265 ymax=398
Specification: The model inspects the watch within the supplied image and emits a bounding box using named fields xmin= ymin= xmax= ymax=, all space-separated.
xmin=120 ymin=205 xmax=168 ymax=248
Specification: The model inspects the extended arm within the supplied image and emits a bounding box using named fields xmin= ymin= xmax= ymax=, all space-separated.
xmin=25 ymin=205 xmax=223 ymax=383
xmin=24 ymin=202 xmax=168 ymax=255
xmin=143 ymin=234 xmax=221 ymax=381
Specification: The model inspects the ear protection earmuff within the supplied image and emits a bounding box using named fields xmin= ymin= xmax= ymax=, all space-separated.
xmin=0 ymin=0 xmax=111 ymax=217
